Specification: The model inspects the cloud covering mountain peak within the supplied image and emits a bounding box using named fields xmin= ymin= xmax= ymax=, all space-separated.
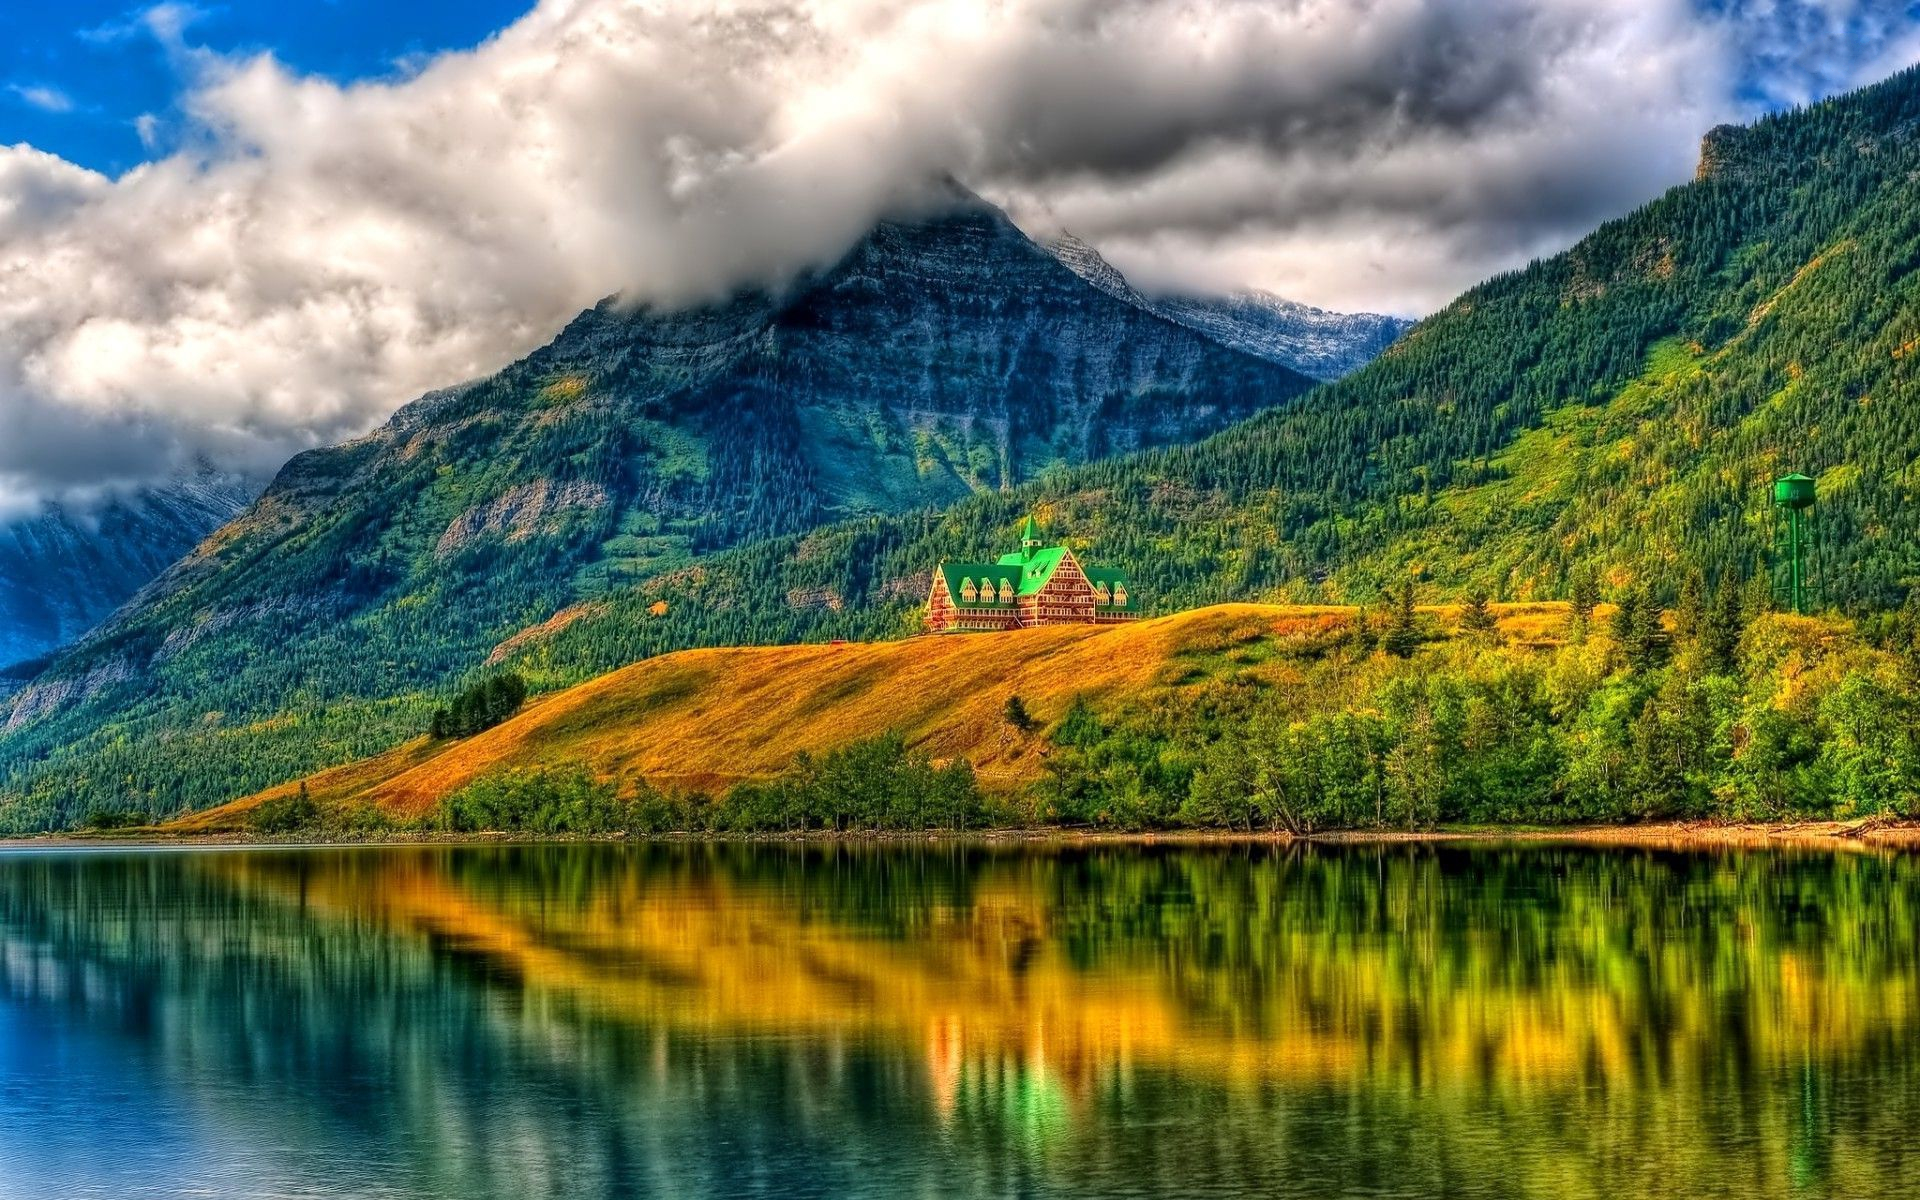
xmin=0 ymin=0 xmax=1916 ymax=516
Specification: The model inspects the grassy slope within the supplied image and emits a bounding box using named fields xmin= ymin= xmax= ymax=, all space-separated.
xmin=176 ymin=602 xmax=1575 ymax=831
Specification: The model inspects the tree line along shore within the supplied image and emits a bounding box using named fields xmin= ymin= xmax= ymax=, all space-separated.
xmin=56 ymin=584 xmax=1920 ymax=843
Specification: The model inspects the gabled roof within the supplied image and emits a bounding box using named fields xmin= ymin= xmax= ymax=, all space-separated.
xmin=937 ymin=562 xmax=1022 ymax=607
xmin=1082 ymin=566 xmax=1140 ymax=612
xmin=936 ymin=519 xmax=1141 ymax=613
xmin=996 ymin=545 xmax=1071 ymax=596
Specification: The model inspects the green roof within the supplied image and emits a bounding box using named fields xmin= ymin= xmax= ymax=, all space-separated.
xmin=1082 ymin=567 xmax=1140 ymax=612
xmin=938 ymin=545 xmax=1136 ymax=610
xmin=937 ymin=562 xmax=1023 ymax=608
xmin=996 ymin=545 xmax=1070 ymax=596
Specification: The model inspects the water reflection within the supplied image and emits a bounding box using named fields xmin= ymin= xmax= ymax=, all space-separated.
xmin=2 ymin=843 xmax=1917 ymax=1198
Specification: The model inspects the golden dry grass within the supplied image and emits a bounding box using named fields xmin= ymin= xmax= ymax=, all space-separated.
xmin=184 ymin=601 xmax=1576 ymax=830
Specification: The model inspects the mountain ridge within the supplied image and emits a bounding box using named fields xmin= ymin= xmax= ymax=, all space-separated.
xmin=0 ymin=190 xmax=1320 ymax=830
xmin=477 ymin=64 xmax=1920 ymax=685
xmin=0 ymin=470 xmax=257 ymax=670
xmin=1044 ymin=233 xmax=1413 ymax=378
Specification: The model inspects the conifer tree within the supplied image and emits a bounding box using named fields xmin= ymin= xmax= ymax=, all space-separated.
xmin=1569 ymin=568 xmax=1600 ymax=642
xmin=1613 ymin=586 xmax=1670 ymax=672
xmin=1384 ymin=580 xmax=1421 ymax=659
xmin=1701 ymin=578 xmax=1746 ymax=674
xmin=1896 ymin=589 xmax=1920 ymax=680
xmin=1610 ymin=589 xmax=1638 ymax=647
xmin=1004 ymin=694 xmax=1035 ymax=733
xmin=1460 ymin=591 xmax=1498 ymax=639
xmin=1673 ymin=572 xmax=1708 ymax=644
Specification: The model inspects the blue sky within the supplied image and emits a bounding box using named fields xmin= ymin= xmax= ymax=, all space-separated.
xmin=1 ymin=2 xmax=531 ymax=175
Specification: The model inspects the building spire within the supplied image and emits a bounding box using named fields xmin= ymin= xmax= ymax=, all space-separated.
xmin=1020 ymin=514 xmax=1042 ymax=559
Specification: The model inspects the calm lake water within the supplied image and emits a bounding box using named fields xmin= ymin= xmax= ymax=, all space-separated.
xmin=1 ymin=842 xmax=1917 ymax=1199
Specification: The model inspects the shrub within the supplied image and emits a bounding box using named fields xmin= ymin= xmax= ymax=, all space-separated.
xmin=81 ymin=809 xmax=150 ymax=831
xmin=248 ymin=784 xmax=320 ymax=834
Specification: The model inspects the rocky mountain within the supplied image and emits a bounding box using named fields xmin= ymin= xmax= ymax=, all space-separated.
xmin=1145 ymin=293 xmax=1412 ymax=381
xmin=41 ymin=40 xmax=1920 ymax=834
xmin=0 ymin=190 xmax=1316 ymax=829
xmin=0 ymin=471 xmax=255 ymax=670
xmin=1046 ymin=234 xmax=1412 ymax=379
xmin=476 ymin=62 xmax=1920 ymax=689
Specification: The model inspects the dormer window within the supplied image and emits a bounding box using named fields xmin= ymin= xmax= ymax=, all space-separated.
xmin=1112 ymin=584 xmax=1127 ymax=607
xmin=960 ymin=579 xmax=978 ymax=603
xmin=1094 ymin=582 xmax=1111 ymax=604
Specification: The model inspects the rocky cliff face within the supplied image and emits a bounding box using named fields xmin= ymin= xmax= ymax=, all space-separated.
xmin=0 ymin=472 xmax=255 ymax=669
xmin=1145 ymin=292 xmax=1413 ymax=381
xmin=1696 ymin=124 xmax=1760 ymax=182
xmin=1045 ymin=234 xmax=1412 ymax=379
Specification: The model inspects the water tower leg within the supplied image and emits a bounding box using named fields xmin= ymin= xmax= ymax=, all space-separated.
xmin=1781 ymin=506 xmax=1797 ymax=614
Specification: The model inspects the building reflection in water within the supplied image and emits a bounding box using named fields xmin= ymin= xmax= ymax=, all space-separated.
xmin=2 ymin=842 xmax=1918 ymax=1198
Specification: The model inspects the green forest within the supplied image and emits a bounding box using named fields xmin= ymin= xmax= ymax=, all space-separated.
xmin=8 ymin=67 xmax=1920 ymax=831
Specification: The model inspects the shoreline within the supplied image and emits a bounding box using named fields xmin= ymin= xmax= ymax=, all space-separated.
xmin=5 ymin=818 xmax=1920 ymax=852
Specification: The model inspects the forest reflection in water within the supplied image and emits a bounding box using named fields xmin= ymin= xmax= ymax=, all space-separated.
xmin=1 ymin=841 xmax=1917 ymax=1198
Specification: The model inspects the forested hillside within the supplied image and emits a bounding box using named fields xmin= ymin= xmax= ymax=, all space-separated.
xmin=512 ymin=64 xmax=1920 ymax=686
xmin=0 ymin=193 xmax=1312 ymax=830
xmin=169 ymin=596 xmax=1920 ymax=837
xmin=10 ymin=65 xmax=1920 ymax=831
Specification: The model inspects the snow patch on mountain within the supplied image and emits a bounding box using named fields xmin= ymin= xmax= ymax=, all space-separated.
xmin=1045 ymin=234 xmax=1412 ymax=380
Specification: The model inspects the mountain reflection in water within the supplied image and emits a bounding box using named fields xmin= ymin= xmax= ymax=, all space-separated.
xmin=2 ymin=842 xmax=1917 ymax=1198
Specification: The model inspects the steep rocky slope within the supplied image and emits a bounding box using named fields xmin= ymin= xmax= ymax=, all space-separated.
xmin=1046 ymin=234 xmax=1411 ymax=379
xmin=0 ymin=471 xmax=255 ymax=669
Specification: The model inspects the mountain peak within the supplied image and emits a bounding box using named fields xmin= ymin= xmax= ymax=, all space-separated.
xmin=1042 ymin=234 xmax=1411 ymax=379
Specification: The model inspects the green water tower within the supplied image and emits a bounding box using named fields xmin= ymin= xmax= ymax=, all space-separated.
xmin=1773 ymin=472 xmax=1816 ymax=614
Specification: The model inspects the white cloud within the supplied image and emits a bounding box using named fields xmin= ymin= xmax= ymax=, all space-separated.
xmin=0 ymin=0 xmax=1916 ymax=517
xmin=9 ymin=86 xmax=76 ymax=114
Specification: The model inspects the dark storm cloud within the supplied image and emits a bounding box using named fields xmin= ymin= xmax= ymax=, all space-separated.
xmin=979 ymin=0 xmax=1567 ymax=182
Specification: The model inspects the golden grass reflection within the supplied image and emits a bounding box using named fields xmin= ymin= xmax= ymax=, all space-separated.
xmin=212 ymin=842 xmax=1920 ymax=1120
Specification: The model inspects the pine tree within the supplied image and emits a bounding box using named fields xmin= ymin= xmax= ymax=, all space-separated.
xmin=1004 ymin=694 xmax=1035 ymax=732
xmin=1460 ymin=591 xmax=1498 ymax=639
xmin=1610 ymin=589 xmax=1638 ymax=647
xmin=1384 ymin=580 xmax=1421 ymax=659
xmin=1569 ymin=568 xmax=1600 ymax=642
xmin=1614 ymin=586 xmax=1670 ymax=672
xmin=1673 ymin=572 xmax=1707 ymax=644
xmin=1896 ymin=588 xmax=1920 ymax=680
xmin=1701 ymin=578 xmax=1746 ymax=674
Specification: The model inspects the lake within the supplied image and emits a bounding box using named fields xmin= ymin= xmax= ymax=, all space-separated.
xmin=1 ymin=841 xmax=1916 ymax=1198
